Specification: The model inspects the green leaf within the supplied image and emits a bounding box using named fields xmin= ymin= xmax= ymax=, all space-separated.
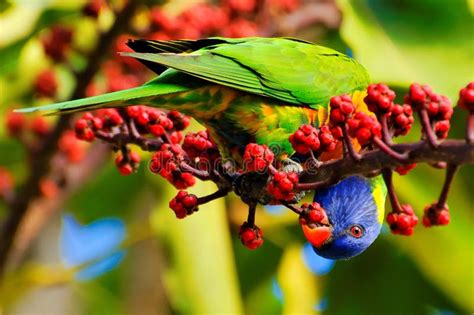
xmin=337 ymin=0 xmax=474 ymax=100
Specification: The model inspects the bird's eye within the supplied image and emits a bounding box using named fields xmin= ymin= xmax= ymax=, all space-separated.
xmin=349 ymin=225 xmax=364 ymax=238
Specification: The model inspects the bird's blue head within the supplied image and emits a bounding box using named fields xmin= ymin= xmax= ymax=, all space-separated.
xmin=302 ymin=176 xmax=385 ymax=260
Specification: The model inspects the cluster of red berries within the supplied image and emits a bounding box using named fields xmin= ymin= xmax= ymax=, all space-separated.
xmin=4 ymin=111 xmax=86 ymax=200
xmin=389 ymin=104 xmax=414 ymax=136
xmin=41 ymin=25 xmax=73 ymax=63
xmin=422 ymin=203 xmax=450 ymax=227
xmin=406 ymin=83 xmax=453 ymax=139
xmin=329 ymin=94 xmax=356 ymax=125
xmin=6 ymin=111 xmax=50 ymax=141
xmin=73 ymin=107 xmax=191 ymax=175
xmin=34 ymin=70 xmax=58 ymax=99
xmin=115 ymin=151 xmax=141 ymax=176
xmin=243 ymin=143 xmax=275 ymax=173
xmin=183 ymin=130 xmax=217 ymax=160
xmin=150 ymin=144 xmax=196 ymax=189
xmin=458 ymin=82 xmax=474 ymax=112
xmin=289 ymin=123 xmax=338 ymax=157
xmin=347 ymin=112 xmax=382 ymax=146
xmin=364 ymin=83 xmax=415 ymax=138
xmin=239 ymin=222 xmax=264 ymax=250
xmin=169 ymin=190 xmax=199 ymax=219
xmin=82 ymin=0 xmax=104 ymax=19
xmin=289 ymin=124 xmax=320 ymax=154
xmin=266 ymin=171 xmax=299 ymax=201
xmin=386 ymin=204 xmax=419 ymax=236
xmin=298 ymin=202 xmax=327 ymax=225
xmin=364 ymin=83 xmax=396 ymax=115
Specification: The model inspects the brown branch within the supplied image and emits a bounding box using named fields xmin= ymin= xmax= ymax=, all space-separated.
xmin=0 ymin=1 xmax=142 ymax=277
xmin=298 ymin=139 xmax=474 ymax=186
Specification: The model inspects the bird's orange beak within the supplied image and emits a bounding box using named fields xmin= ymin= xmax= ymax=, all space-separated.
xmin=301 ymin=215 xmax=332 ymax=248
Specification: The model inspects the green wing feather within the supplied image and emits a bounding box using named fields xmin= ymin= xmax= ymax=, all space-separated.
xmin=123 ymin=37 xmax=370 ymax=107
xmin=15 ymin=75 xmax=193 ymax=114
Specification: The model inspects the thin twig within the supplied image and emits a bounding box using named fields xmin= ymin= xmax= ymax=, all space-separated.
xmin=437 ymin=164 xmax=459 ymax=207
xmin=419 ymin=109 xmax=439 ymax=148
xmin=467 ymin=113 xmax=474 ymax=144
xmin=247 ymin=202 xmax=257 ymax=227
xmin=197 ymin=189 xmax=229 ymax=205
xmin=373 ymin=137 xmax=409 ymax=162
xmin=382 ymin=168 xmax=402 ymax=212
xmin=342 ymin=124 xmax=362 ymax=161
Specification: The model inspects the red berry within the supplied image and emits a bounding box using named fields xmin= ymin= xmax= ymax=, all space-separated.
xmin=31 ymin=116 xmax=49 ymax=137
xmin=434 ymin=120 xmax=450 ymax=139
xmin=167 ymin=110 xmax=190 ymax=131
xmin=390 ymin=104 xmax=414 ymax=137
xmin=74 ymin=116 xmax=97 ymax=142
xmin=41 ymin=25 xmax=73 ymax=62
xmin=395 ymin=163 xmax=417 ymax=175
xmin=226 ymin=0 xmax=256 ymax=13
xmin=406 ymin=83 xmax=429 ymax=108
xmin=347 ymin=112 xmax=381 ymax=146
xmin=423 ymin=202 xmax=450 ymax=227
xmin=6 ymin=111 xmax=26 ymax=137
xmin=318 ymin=125 xmax=337 ymax=152
xmin=115 ymin=151 xmax=141 ymax=176
xmin=150 ymin=8 xmax=177 ymax=31
xmin=82 ymin=0 xmax=103 ymax=18
xmin=387 ymin=204 xmax=418 ymax=236
xmin=365 ymin=84 xmax=396 ymax=114
xmin=267 ymin=171 xmax=299 ymax=201
xmin=289 ymin=124 xmax=320 ymax=154
xmin=0 ymin=167 xmax=14 ymax=200
xmin=169 ymin=191 xmax=198 ymax=219
xmin=222 ymin=18 xmax=258 ymax=38
xmin=243 ymin=143 xmax=274 ymax=173
xmin=35 ymin=70 xmax=58 ymax=98
xmin=458 ymin=82 xmax=474 ymax=111
xmin=149 ymin=124 xmax=165 ymax=137
xmin=329 ymin=94 xmax=355 ymax=125
xmin=183 ymin=130 xmax=216 ymax=159
xmin=169 ymin=131 xmax=184 ymax=144
xmin=300 ymin=202 xmax=327 ymax=224
xmin=98 ymin=109 xmax=123 ymax=128
xmin=239 ymin=223 xmax=264 ymax=250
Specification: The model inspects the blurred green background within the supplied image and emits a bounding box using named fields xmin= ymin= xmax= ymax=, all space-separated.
xmin=0 ymin=0 xmax=473 ymax=314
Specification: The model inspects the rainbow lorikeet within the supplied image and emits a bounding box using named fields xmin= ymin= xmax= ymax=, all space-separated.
xmin=18 ymin=37 xmax=386 ymax=259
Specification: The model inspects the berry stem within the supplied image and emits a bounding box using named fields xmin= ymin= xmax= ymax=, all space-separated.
xmin=379 ymin=114 xmax=393 ymax=145
xmin=197 ymin=189 xmax=230 ymax=205
xmin=118 ymin=108 xmax=141 ymax=140
xmin=373 ymin=137 xmax=409 ymax=162
xmin=342 ymin=124 xmax=362 ymax=161
xmin=120 ymin=146 xmax=130 ymax=164
xmin=295 ymin=179 xmax=330 ymax=191
xmin=247 ymin=202 xmax=257 ymax=227
xmin=437 ymin=164 xmax=459 ymax=207
xmin=466 ymin=112 xmax=474 ymax=144
xmin=419 ymin=109 xmax=439 ymax=148
xmin=282 ymin=202 xmax=304 ymax=215
xmin=179 ymin=162 xmax=211 ymax=181
xmin=382 ymin=168 xmax=402 ymax=213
